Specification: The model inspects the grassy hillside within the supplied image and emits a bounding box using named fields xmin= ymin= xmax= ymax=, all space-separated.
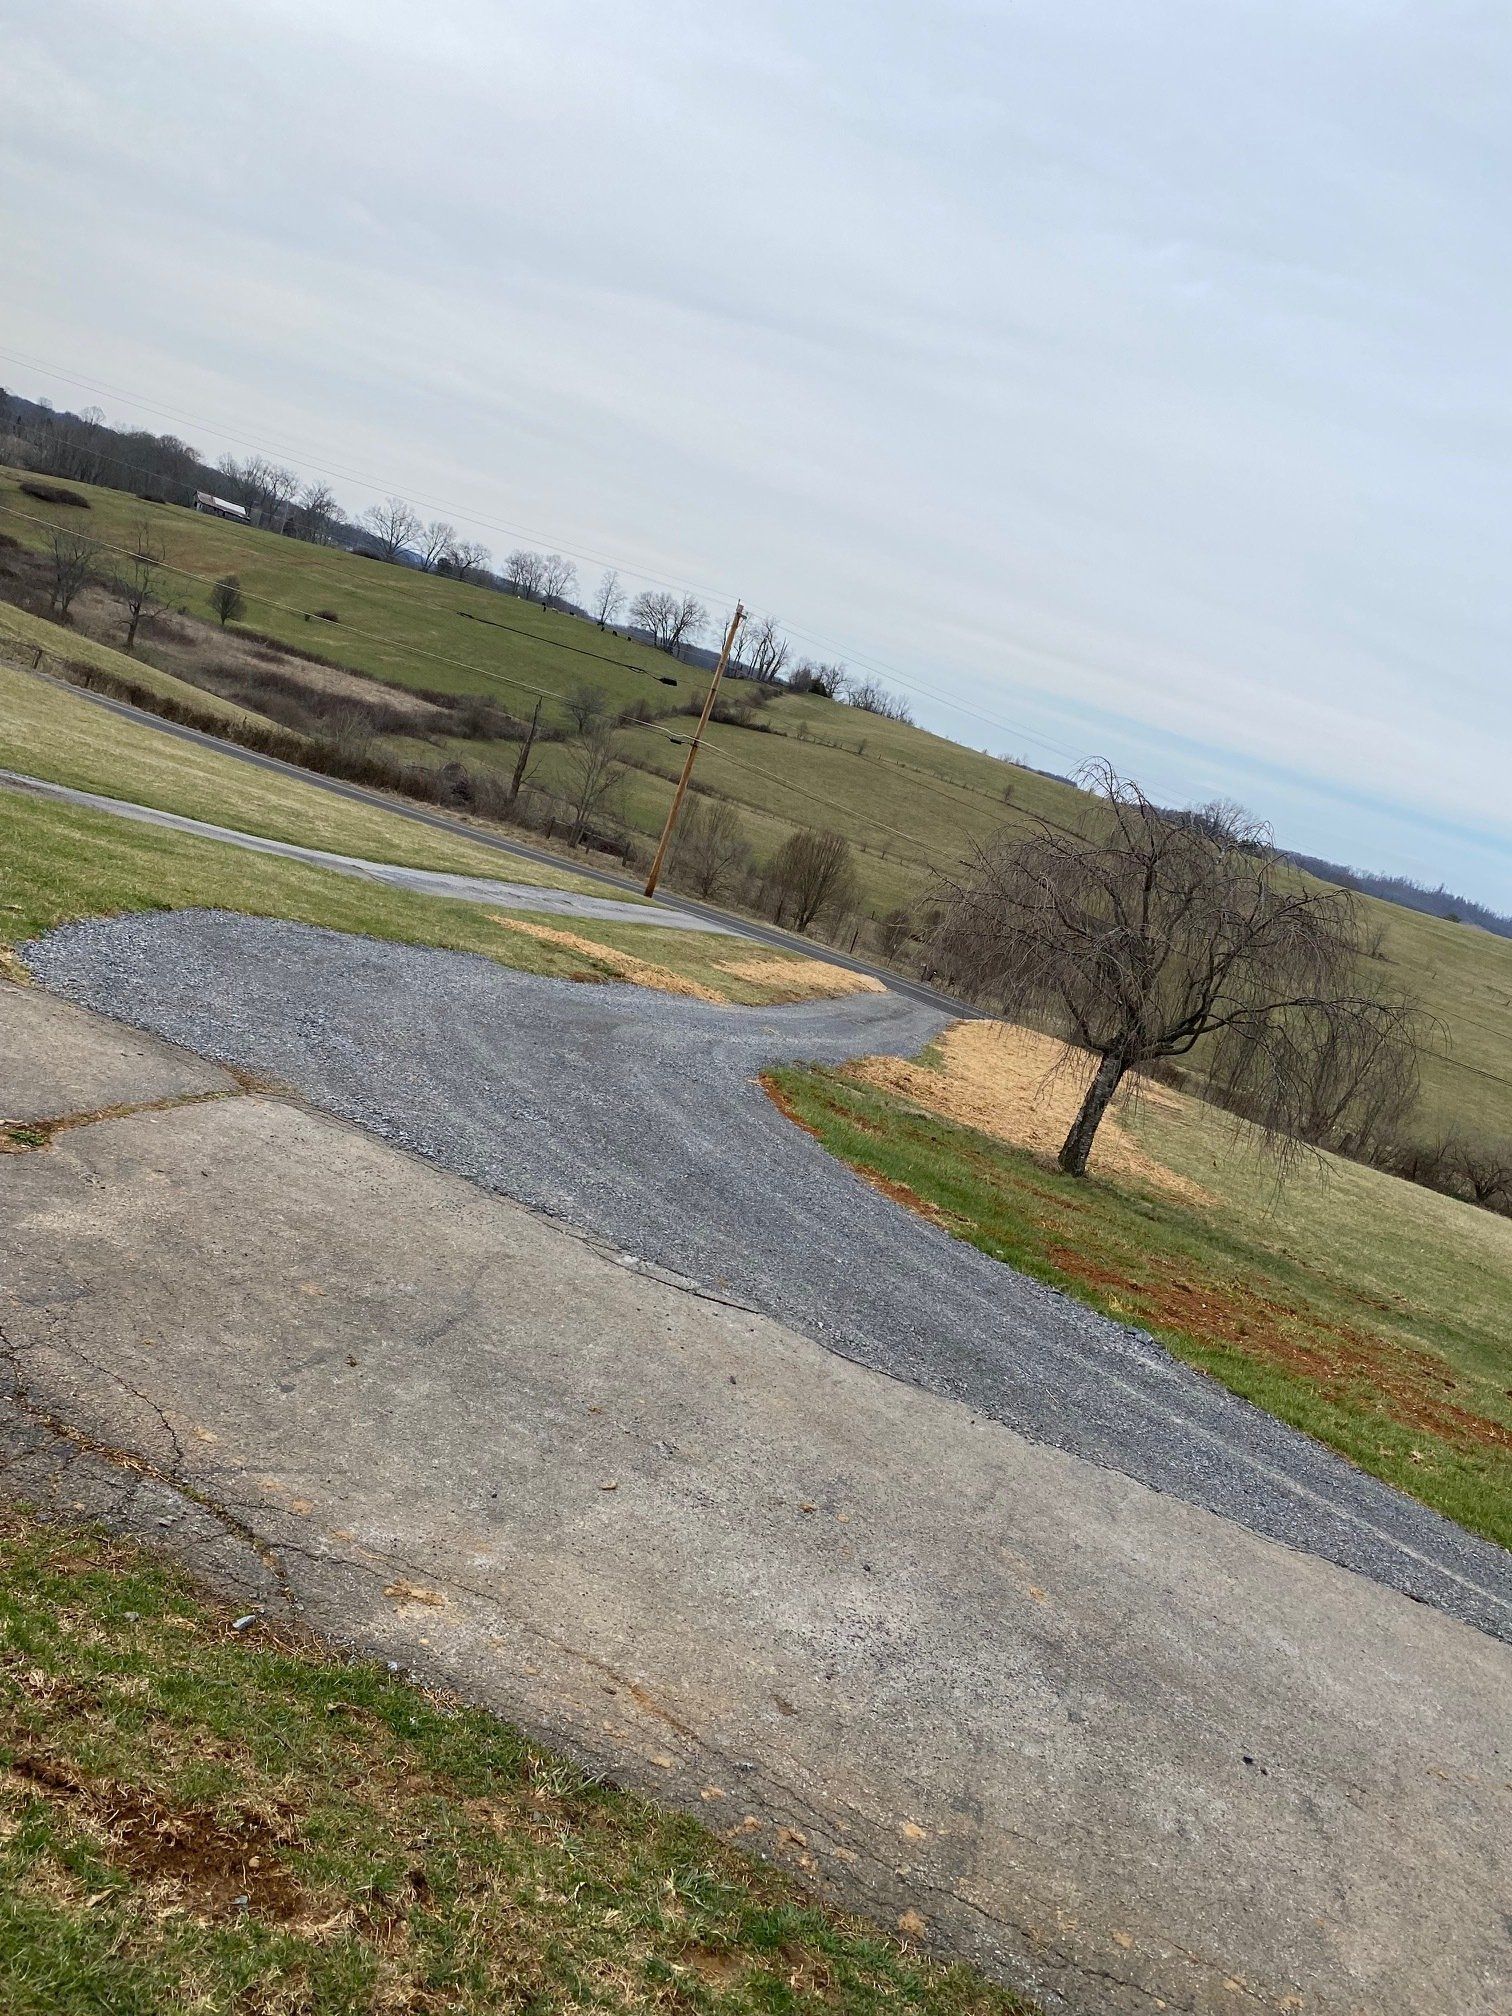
xmin=0 ymin=468 xmax=691 ymax=718
xmin=772 ymin=1022 xmax=1512 ymax=1545
xmin=0 ymin=661 xmax=844 ymax=1007
xmin=3 ymin=464 xmax=1506 ymax=1139
xmin=0 ymin=655 xmax=595 ymax=888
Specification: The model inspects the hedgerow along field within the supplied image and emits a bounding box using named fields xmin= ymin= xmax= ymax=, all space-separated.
xmin=2 ymin=464 xmax=1508 ymax=1141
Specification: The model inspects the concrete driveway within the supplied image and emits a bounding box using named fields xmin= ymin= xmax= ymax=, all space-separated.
xmin=27 ymin=909 xmax=1512 ymax=1641
xmin=2 ymin=971 xmax=1509 ymax=2016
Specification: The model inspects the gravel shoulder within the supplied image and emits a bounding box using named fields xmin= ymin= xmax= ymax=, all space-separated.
xmin=26 ymin=907 xmax=1512 ymax=1640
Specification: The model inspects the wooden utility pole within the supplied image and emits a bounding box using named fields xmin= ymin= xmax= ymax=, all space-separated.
xmin=643 ymin=601 xmax=744 ymax=897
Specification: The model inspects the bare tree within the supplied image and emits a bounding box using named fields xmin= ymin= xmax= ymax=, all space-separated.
xmin=670 ymin=798 xmax=751 ymax=899
xmin=48 ymin=529 xmax=97 ymax=618
xmin=592 ymin=568 xmax=625 ymax=630
xmin=931 ymin=763 xmax=1423 ymax=1178
xmin=506 ymin=699 xmax=543 ymax=807
xmin=563 ymin=678 xmax=612 ymax=735
xmin=219 ymin=455 xmax=299 ymax=529
xmin=668 ymin=593 xmax=708 ymax=657
xmin=742 ymin=613 xmax=789 ymax=683
xmin=631 ymin=588 xmax=707 ymax=657
xmin=117 ymin=518 xmax=165 ymax=650
xmin=562 ymin=718 xmax=626 ymax=845
xmin=418 ymin=519 xmax=457 ymax=572
xmin=766 ymin=828 xmax=859 ymax=932
xmin=295 ymin=481 xmax=339 ymax=544
xmin=209 ymin=573 xmax=246 ymax=626
xmin=789 ymin=659 xmax=846 ymax=698
xmin=846 ymin=674 xmax=914 ymax=723
xmin=630 ymin=588 xmax=678 ymax=649
xmin=538 ymin=553 xmax=578 ymax=608
xmin=504 ymin=549 xmax=548 ymax=600
xmin=362 ymin=496 xmax=422 ymax=562
xmin=257 ymin=462 xmax=301 ymax=532
xmin=446 ymin=539 xmax=491 ymax=583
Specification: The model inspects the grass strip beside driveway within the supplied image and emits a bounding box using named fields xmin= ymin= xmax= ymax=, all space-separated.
xmin=766 ymin=1061 xmax=1512 ymax=1547
xmin=0 ymin=1511 xmax=1025 ymax=2016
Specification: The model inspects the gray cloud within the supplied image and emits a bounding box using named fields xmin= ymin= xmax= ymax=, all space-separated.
xmin=1 ymin=0 xmax=1507 ymax=900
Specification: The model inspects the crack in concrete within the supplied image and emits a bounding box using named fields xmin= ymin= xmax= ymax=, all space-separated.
xmin=2 ymin=1084 xmax=241 ymax=1146
xmin=0 ymin=1318 xmax=295 ymax=1608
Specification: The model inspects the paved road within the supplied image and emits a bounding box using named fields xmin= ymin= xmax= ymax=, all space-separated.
xmin=29 ymin=908 xmax=1512 ymax=1642
xmin=3 ymin=978 xmax=1508 ymax=2016
xmin=0 ymin=767 xmax=728 ymax=929
xmin=19 ymin=666 xmax=968 ymax=1014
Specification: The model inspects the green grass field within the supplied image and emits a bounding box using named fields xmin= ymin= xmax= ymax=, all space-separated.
xmin=0 ymin=791 xmax=833 ymax=1008
xmin=0 ymin=659 xmax=837 ymax=1006
xmin=3 ymin=465 xmax=1507 ymax=1141
xmin=0 ymin=1512 xmax=1023 ymax=2016
xmin=0 ymin=654 xmax=600 ymax=889
xmin=769 ymin=1046 xmax=1512 ymax=1545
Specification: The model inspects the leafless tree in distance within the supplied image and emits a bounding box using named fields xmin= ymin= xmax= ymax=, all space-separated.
xmin=845 ymin=673 xmax=914 ymax=723
xmin=630 ymin=588 xmax=678 ymax=649
xmin=788 ymin=659 xmax=846 ymax=698
xmin=630 ymin=588 xmax=708 ymax=657
xmin=767 ymin=828 xmax=859 ymax=932
xmin=667 ymin=592 xmax=708 ymax=657
xmin=362 ymin=496 xmax=422 ymax=562
xmin=562 ymin=718 xmax=626 ymax=845
xmin=295 ymin=482 xmax=339 ymax=544
xmin=446 ymin=539 xmax=491 ymax=583
xmin=209 ymin=573 xmax=246 ymax=626
xmin=538 ymin=553 xmax=578 ymax=608
xmin=48 ymin=529 xmax=97 ymax=618
xmin=742 ymin=613 xmax=790 ymax=683
xmin=670 ymin=798 xmax=751 ymax=899
xmin=931 ymin=762 xmax=1424 ymax=1178
xmin=117 ymin=518 xmax=165 ymax=650
xmin=504 ymin=549 xmax=548 ymax=600
xmin=418 ymin=520 xmax=457 ymax=572
xmin=563 ymin=678 xmax=612 ymax=735
xmin=592 ymin=568 xmax=625 ymax=630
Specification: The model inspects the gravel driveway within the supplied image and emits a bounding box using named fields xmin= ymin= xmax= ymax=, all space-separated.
xmin=29 ymin=908 xmax=1512 ymax=1639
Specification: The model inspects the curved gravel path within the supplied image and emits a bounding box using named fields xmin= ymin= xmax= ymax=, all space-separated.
xmin=29 ymin=908 xmax=1512 ymax=1640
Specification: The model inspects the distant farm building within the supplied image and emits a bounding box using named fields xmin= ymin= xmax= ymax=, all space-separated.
xmin=194 ymin=491 xmax=248 ymax=522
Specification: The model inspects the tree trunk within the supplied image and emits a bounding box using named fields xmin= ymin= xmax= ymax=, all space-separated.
xmin=1058 ymin=1052 xmax=1127 ymax=1177
xmin=507 ymin=701 xmax=540 ymax=808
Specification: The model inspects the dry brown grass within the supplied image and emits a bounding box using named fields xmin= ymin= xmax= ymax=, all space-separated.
xmin=851 ymin=1021 xmax=1213 ymax=1205
xmin=489 ymin=917 xmax=729 ymax=1000
xmin=715 ymin=954 xmax=886 ymax=1001
xmin=490 ymin=918 xmax=888 ymax=1005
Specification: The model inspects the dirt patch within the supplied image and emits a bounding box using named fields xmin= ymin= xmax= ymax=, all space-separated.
xmin=6 ymin=1753 xmax=307 ymax=1920
xmin=1042 ymin=1245 xmax=1512 ymax=1455
xmin=851 ymin=1021 xmax=1210 ymax=1205
xmin=715 ymin=955 xmax=886 ymax=1002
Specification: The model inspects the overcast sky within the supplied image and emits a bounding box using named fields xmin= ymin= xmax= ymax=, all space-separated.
xmin=2 ymin=0 xmax=1508 ymax=906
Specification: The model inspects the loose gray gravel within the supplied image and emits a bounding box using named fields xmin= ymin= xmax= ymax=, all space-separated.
xmin=29 ymin=908 xmax=1512 ymax=1640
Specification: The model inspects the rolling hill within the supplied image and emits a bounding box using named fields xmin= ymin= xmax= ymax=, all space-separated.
xmin=3 ymin=462 xmax=1508 ymax=1143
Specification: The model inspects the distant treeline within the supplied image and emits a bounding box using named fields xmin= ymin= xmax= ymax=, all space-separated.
xmin=1286 ymin=853 xmax=1511 ymax=939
